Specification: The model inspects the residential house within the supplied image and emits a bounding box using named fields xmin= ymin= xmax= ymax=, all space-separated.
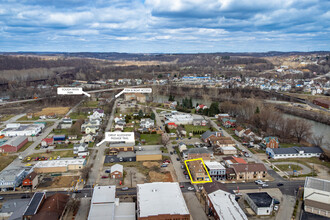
xmin=110 ymin=164 xmax=123 ymax=179
xmin=73 ymin=143 xmax=89 ymax=156
xmin=41 ymin=138 xmax=54 ymax=147
xmin=205 ymin=161 xmax=226 ymax=181
xmin=193 ymin=118 xmax=207 ymax=126
xmin=235 ymin=126 xmax=245 ymax=137
xmin=266 ymin=147 xmax=323 ymax=159
xmin=201 ymin=130 xmax=222 ymax=143
xmin=196 ymin=104 xmax=208 ymax=111
xmin=245 ymin=192 xmax=274 ymax=215
xmin=179 ymin=143 xmax=187 ymax=152
xmin=140 ymin=118 xmax=154 ymax=129
xmin=217 ymin=113 xmax=230 ymax=120
xmin=0 ymin=168 xmax=27 ymax=191
xmin=218 ymin=146 xmax=237 ymax=155
xmin=303 ymin=177 xmax=330 ymax=218
xmin=226 ymin=167 xmax=236 ymax=180
xmin=0 ymin=136 xmax=28 ymax=153
xmin=224 ymin=156 xmax=247 ymax=167
xmin=221 ymin=118 xmax=236 ymax=128
xmin=68 ymin=135 xmax=78 ymax=140
xmin=183 ymin=148 xmax=212 ymax=161
xmin=59 ymin=117 xmax=72 ymax=129
xmin=137 ymin=182 xmax=190 ymax=220
xmin=22 ymin=171 xmax=38 ymax=189
xmin=261 ymin=137 xmax=279 ymax=149
xmin=188 ymin=160 xmax=210 ymax=182
xmin=208 ymin=189 xmax=248 ymax=220
xmin=92 ymin=109 xmax=105 ymax=118
xmin=125 ymin=93 xmax=147 ymax=103
xmin=231 ymin=163 xmax=268 ymax=181
xmin=167 ymin=122 xmax=177 ymax=129
xmin=81 ymin=134 xmax=94 ymax=143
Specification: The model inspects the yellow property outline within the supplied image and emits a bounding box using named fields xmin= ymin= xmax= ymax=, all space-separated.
xmin=184 ymin=158 xmax=212 ymax=184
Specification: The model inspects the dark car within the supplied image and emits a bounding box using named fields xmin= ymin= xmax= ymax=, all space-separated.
xmin=101 ymin=175 xmax=109 ymax=179
xmin=183 ymin=171 xmax=188 ymax=175
xmin=277 ymin=183 xmax=284 ymax=187
xmin=21 ymin=195 xmax=30 ymax=199
xmin=74 ymin=190 xmax=82 ymax=193
xmin=105 ymin=170 xmax=111 ymax=173
xmin=274 ymin=199 xmax=280 ymax=204
xmin=170 ymin=151 xmax=173 ymax=155
xmin=176 ymin=158 xmax=180 ymax=161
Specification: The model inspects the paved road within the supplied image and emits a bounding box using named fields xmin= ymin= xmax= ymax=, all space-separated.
xmin=87 ymin=98 xmax=117 ymax=186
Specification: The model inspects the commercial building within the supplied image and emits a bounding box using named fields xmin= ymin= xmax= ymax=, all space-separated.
xmin=266 ymin=147 xmax=323 ymax=159
xmin=0 ymin=199 xmax=30 ymax=220
xmin=0 ymin=136 xmax=28 ymax=153
xmin=183 ymin=148 xmax=212 ymax=161
xmin=136 ymin=150 xmax=162 ymax=161
xmin=245 ymin=192 xmax=274 ymax=215
xmin=0 ymin=123 xmax=44 ymax=137
xmin=217 ymin=146 xmax=237 ymax=155
xmin=303 ymin=177 xmax=330 ymax=218
xmin=165 ymin=114 xmax=194 ymax=125
xmin=202 ymin=182 xmax=229 ymax=197
xmin=110 ymin=164 xmax=123 ymax=179
xmin=187 ymin=160 xmax=210 ymax=182
xmin=23 ymin=192 xmax=46 ymax=219
xmin=231 ymin=163 xmax=267 ymax=181
xmin=88 ymin=185 xmax=135 ymax=220
xmin=0 ymin=168 xmax=27 ymax=191
xmin=208 ymin=189 xmax=248 ymax=220
xmin=204 ymin=161 xmax=226 ymax=181
xmin=109 ymin=143 xmax=134 ymax=155
xmin=33 ymin=159 xmax=86 ymax=173
xmin=137 ymin=182 xmax=190 ymax=220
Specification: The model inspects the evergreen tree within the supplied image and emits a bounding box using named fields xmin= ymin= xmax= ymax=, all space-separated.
xmin=138 ymin=109 xmax=144 ymax=118
xmin=208 ymin=102 xmax=220 ymax=116
xmin=255 ymin=106 xmax=260 ymax=114
xmin=150 ymin=112 xmax=155 ymax=120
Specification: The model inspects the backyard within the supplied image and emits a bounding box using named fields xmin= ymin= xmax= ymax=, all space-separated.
xmin=0 ymin=155 xmax=17 ymax=171
xmin=140 ymin=134 xmax=161 ymax=145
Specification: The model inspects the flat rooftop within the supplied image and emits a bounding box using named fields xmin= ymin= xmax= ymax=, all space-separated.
xmin=247 ymin=192 xmax=273 ymax=207
xmin=137 ymin=182 xmax=189 ymax=218
xmin=34 ymin=159 xmax=85 ymax=168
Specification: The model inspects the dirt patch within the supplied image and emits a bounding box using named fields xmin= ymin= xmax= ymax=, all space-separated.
xmin=143 ymin=162 xmax=159 ymax=168
xmin=123 ymin=167 xmax=147 ymax=187
xmin=40 ymin=176 xmax=79 ymax=188
xmin=34 ymin=107 xmax=70 ymax=116
xmin=149 ymin=171 xmax=173 ymax=182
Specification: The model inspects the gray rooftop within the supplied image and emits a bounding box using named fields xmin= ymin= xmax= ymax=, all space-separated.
xmin=0 ymin=199 xmax=30 ymax=220
xmin=305 ymin=177 xmax=330 ymax=192
xmin=23 ymin=192 xmax=45 ymax=216
xmin=247 ymin=192 xmax=273 ymax=207
xmin=0 ymin=168 xmax=26 ymax=182
xmin=187 ymin=148 xmax=211 ymax=154
xmin=272 ymin=147 xmax=323 ymax=155
xmin=1 ymin=136 xmax=27 ymax=147
xmin=136 ymin=150 xmax=162 ymax=155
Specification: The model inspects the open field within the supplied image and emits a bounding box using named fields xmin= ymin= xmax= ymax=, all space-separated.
xmin=276 ymin=164 xmax=303 ymax=171
xmin=0 ymin=114 xmax=14 ymax=122
xmin=140 ymin=134 xmax=161 ymax=145
xmin=270 ymin=157 xmax=330 ymax=169
xmin=34 ymin=107 xmax=70 ymax=116
xmin=83 ymin=101 xmax=99 ymax=108
xmin=0 ymin=155 xmax=17 ymax=171
xmin=69 ymin=112 xmax=89 ymax=120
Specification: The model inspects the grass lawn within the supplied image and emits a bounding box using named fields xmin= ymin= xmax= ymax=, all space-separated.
xmin=270 ymin=157 xmax=330 ymax=169
xmin=0 ymin=155 xmax=17 ymax=171
xmin=276 ymin=164 xmax=303 ymax=171
xmin=24 ymin=150 xmax=76 ymax=162
xmin=55 ymin=143 xmax=74 ymax=149
xmin=141 ymin=134 xmax=161 ymax=145
xmin=160 ymin=147 xmax=168 ymax=153
xmin=280 ymin=143 xmax=304 ymax=148
xmin=69 ymin=112 xmax=89 ymax=120
xmin=187 ymin=145 xmax=195 ymax=149
xmin=0 ymin=114 xmax=14 ymax=122
xmin=83 ymin=101 xmax=99 ymax=108
xmin=123 ymin=127 xmax=135 ymax=132
xmin=169 ymin=129 xmax=177 ymax=133
xmin=18 ymin=141 xmax=34 ymax=153
xmin=184 ymin=125 xmax=208 ymax=137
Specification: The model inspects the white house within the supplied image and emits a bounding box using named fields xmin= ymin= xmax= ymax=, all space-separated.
xmin=266 ymin=147 xmax=323 ymax=159
xmin=235 ymin=127 xmax=245 ymax=137
xmin=140 ymin=118 xmax=155 ymax=129
xmin=73 ymin=143 xmax=88 ymax=155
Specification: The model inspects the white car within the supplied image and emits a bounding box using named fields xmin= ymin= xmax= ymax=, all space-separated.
xmin=187 ymin=187 xmax=194 ymax=191
xmin=274 ymin=205 xmax=279 ymax=211
xmin=262 ymin=184 xmax=269 ymax=187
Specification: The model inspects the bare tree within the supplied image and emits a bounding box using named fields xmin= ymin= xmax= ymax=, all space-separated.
xmin=311 ymin=135 xmax=324 ymax=147
xmin=161 ymin=133 xmax=170 ymax=147
xmin=292 ymin=119 xmax=312 ymax=143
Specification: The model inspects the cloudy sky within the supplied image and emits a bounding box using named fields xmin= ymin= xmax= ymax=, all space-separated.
xmin=0 ymin=0 xmax=329 ymax=52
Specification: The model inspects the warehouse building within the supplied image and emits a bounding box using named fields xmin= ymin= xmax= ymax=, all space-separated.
xmin=0 ymin=123 xmax=44 ymax=137
xmin=0 ymin=168 xmax=27 ymax=191
xmin=88 ymin=185 xmax=135 ymax=220
xmin=304 ymin=177 xmax=330 ymax=218
xmin=266 ymin=147 xmax=323 ymax=159
xmin=137 ymin=182 xmax=190 ymax=220
xmin=0 ymin=136 xmax=28 ymax=153
xmin=33 ymin=159 xmax=86 ymax=173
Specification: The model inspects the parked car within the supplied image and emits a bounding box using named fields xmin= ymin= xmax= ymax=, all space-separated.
xmin=274 ymin=205 xmax=279 ymax=211
xmin=163 ymin=159 xmax=171 ymax=163
xmin=274 ymin=199 xmax=280 ymax=204
xmin=0 ymin=196 xmax=3 ymax=200
xmin=21 ymin=195 xmax=30 ymax=199
xmin=262 ymin=184 xmax=269 ymax=187
xmin=121 ymin=187 xmax=129 ymax=191
xmin=277 ymin=183 xmax=284 ymax=187
xmin=101 ymin=176 xmax=109 ymax=179
xmin=185 ymin=175 xmax=189 ymax=179
xmin=180 ymin=185 xmax=184 ymax=188
xmin=176 ymin=158 xmax=180 ymax=161
xmin=119 ymin=157 xmax=123 ymax=162
xmin=183 ymin=171 xmax=188 ymax=175
xmin=105 ymin=170 xmax=111 ymax=173
xmin=170 ymin=151 xmax=173 ymax=155
xmin=181 ymin=165 xmax=184 ymax=169
xmin=161 ymin=164 xmax=168 ymax=167
xmin=74 ymin=190 xmax=82 ymax=193
xmin=187 ymin=187 xmax=194 ymax=191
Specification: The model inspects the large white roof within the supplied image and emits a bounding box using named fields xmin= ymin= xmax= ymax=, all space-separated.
xmin=137 ymin=182 xmax=189 ymax=218
xmin=208 ymin=189 xmax=248 ymax=220
xmin=205 ymin=161 xmax=225 ymax=170
xmin=34 ymin=159 xmax=85 ymax=168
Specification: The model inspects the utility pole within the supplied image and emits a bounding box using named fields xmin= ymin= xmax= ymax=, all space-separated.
xmin=130 ymin=171 xmax=132 ymax=187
